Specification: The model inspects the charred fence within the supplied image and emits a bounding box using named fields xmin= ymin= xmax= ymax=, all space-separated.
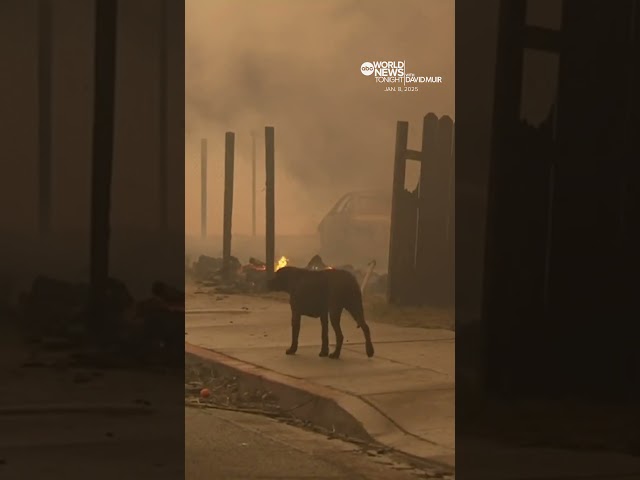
xmin=388 ymin=114 xmax=455 ymax=307
xmin=482 ymin=0 xmax=640 ymax=399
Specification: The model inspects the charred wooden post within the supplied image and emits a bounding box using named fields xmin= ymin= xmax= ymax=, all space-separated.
xmin=251 ymin=130 xmax=257 ymax=237
xmin=446 ymin=128 xmax=455 ymax=286
xmin=223 ymin=132 xmax=235 ymax=280
xmin=480 ymin=0 xmax=640 ymax=400
xmin=483 ymin=0 xmax=527 ymax=322
xmin=37 ymin=0 xmax=53 ymax=235
xmin=158 ymin=0 xmax=168 ymax=230
xmin=265 ymin=126 xmax=275 ymax=280
xmin=549 ymin=1 xmax=639 ymax=397
xmin=438 ymin=117 xmax=455 ymax=306
xmin=416 ymin=115 xmax=454 ymax=306
xmin=415 ymin=114 xmax=438 ymax=295
xmin=387 ymin=115 xmax=455 ymax=307
xmin=481 ymin=0 xmax=528 ymax=395
xmin=200 ymin=138 xmax=207 ymax=239
xmin=387 ymin=121 xmax=409 ymax=304
xmin=90 ymin=0 xmax=118 ymax=331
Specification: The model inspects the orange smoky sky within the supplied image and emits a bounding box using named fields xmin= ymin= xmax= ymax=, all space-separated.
xmin=185 ymin=0 xmax=454 ymax=237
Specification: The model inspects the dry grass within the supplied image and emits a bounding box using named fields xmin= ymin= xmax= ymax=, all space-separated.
xmin=364 ymin=294 xmax=454 ymax=331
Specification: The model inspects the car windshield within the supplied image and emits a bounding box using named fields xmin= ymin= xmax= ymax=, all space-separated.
xmin=353 ymin=195 xmax=390 ymax=215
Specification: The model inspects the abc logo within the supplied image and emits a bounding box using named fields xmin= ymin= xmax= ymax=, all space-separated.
xmin=360 ymin=62 xmax=374 ymax=76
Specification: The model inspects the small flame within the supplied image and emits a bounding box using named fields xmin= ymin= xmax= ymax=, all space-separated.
xmin=275 ymin=256 xmax=289 ymax=271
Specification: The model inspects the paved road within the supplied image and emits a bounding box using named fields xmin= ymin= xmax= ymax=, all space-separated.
xmin=0 ymin=357 xmax=184 ymax=480
xmin=186 ymin=406 xmax=442 ymax=480
xmin=0 ymin=412 xmax=184 ymax=480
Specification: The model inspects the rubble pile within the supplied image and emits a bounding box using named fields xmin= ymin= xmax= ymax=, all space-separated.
xmin=188 ymin=253 xmax=388 ymax=296
xmin=20 ymin=276 xmax=132 ymax=339
xmin=187 ymin=254 xmax=268 ymax=293
xmin=16 ymin=275 xmax=185 ymax=367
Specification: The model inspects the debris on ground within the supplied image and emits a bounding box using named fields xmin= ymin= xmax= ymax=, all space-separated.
xmin=14 ymin=275 xmax=185 ymax=368
xmin=189 ymin=255 xmax=221 ymax=280
xmin=188 ymin=253 xmax=387 ymax=295
xmin=185 ymin=355 xmax=281 ymax=415
xmin=19 ymin=275 xmax=134 ymax=341
xmin=152 ymin=281 xmax=185 ymax=305
xmin=188 ymin=255 xmax=266 ymax=294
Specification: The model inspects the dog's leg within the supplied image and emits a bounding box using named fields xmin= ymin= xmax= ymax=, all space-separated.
xmin=319 ymin=313 xmax=329 ymax=357
xmin=328 ymin=308 xmax=344 ymax=359
xmin=347 ymin=304 xmax=375 ymax=358
xmin=361 ymin=321 xmax=375 ymax=358
xmin=286 ymin=312 xmax=301 ymax=355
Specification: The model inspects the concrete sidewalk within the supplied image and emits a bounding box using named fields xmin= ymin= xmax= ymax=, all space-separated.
xmin=185 ymin=290 xmax=455 ymax=469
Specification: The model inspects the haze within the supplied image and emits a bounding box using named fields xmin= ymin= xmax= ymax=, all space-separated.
xmin=185 ymin=0 xmax=454 ymax=237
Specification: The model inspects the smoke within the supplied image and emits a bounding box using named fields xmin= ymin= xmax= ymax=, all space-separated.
xmin=186 ymin=0 xmax=454 ymax=236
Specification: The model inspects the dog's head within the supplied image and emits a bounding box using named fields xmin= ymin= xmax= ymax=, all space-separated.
xmin=266 ymin=266 xmax=301 ymax=293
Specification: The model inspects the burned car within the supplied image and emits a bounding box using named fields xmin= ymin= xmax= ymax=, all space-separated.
xmin=317 ymin=190 xmax=391 ymax=267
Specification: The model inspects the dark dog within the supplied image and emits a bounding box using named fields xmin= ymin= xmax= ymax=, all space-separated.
xmin=266 ymin=266 xmax=374 ymax=359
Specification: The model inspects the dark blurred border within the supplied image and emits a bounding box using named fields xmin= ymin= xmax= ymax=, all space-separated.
xmin=456 ymin=0 xmax=640 ymax=478
xmin=0 ymin=0 xmax=185 ymax=477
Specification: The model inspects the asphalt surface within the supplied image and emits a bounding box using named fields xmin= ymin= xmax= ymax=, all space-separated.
xmin=185 ymin=406 xmax=440 ymax=480
xmin=0 ymin=410 xmax=184 ymax=480
xmin=0 ymin=344 xmax=185 ymax=480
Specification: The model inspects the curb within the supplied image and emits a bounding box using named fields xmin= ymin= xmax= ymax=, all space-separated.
xmin=185 ymin=342 xmax=454 ymax=471
xmin=185 ymin=309 xmax=251 ymax=315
